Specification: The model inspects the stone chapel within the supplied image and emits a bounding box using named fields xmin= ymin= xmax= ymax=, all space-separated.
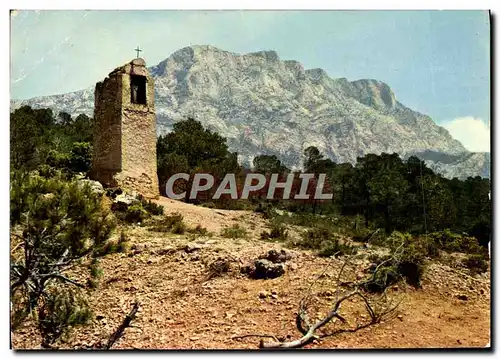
xmin=90 ymin=57 xmax=159 ymax=199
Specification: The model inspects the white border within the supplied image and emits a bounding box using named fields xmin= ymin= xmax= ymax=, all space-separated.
xmin=2 ymin=1 xmax=497 ymax=358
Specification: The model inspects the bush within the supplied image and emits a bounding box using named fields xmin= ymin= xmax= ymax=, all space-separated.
xmin=297 ymin=227 xmax=356 ymax=257
xmin=260 ymin=223 xmax=288 ymax=242
xmin=364 ymin=264 xmax=400 ymax=292
xmin=10 ymin=171 xmax=115 ymax=289
xmin=389 ymin=232 xmax=426 ymax=287
xmin=364 ymin=232 xmax=426 ymax=291
xmin=298 ymin=227 xmax=334 ymax=249
xmin=419 ymin=235 xmax=440 ymax=258
xmin=87 ymin=258 xmax=103 ymax=289
xmin=148 ymin=212 xmax=186 ymax=234
xmin=136 ymin=194 xmax=164 ymax=216
xmin=124 ymin=204 xmax=149 ymax=224
xmin=254 ymin=203 xmax=276 ymax=219
xmin=462 ymin=254 xmax=489 ymax=275
xmin=68 ymin=142 xmax=92 ymax=173
xmin=10 ymin=170 xmax=115 ymax=343
xmin=273 ymin=212 xmax=330 ymax=228
xmin=37 ymin=287 xmax=92 ymax=347
xmin=46 ymin=149 xmax=70 ymax=171
xmin=187 ymin=224 xmax=210 ymax=236
xmin=171 ymin=221 xmax=186 ymax=234
xmin=44 ymin=142 xmax=92 ymax=175
xmin=318 ymin=239 xmax=357 ymax=257
xmin=429 ymin=229 xmax=482 ymax=254
xmin=112 ymin=195 xmax=164 ymax=224
xmin=95 ymin=230 xmax=130 ymax=256
xmin=221 ymin=224 xmax=248 ymax=239
xmin=397 ymin=243 xmax=425 ymax=287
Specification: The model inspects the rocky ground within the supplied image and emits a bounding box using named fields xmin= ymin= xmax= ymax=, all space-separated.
xmin=11 ymin=197 xmax=491 ymax=350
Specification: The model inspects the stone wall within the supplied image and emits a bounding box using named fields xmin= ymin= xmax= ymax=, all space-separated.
xmin=90 ymin=58 xmax=159 ymax=199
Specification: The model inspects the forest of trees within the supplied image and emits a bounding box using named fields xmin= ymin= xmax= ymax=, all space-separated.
xmin=10 ymin=107 xmax=491 ymax=247
xmin=10 ymin=106 xmax=93 ymax=174
xmin=156 ymin=117 xmax=491 ymax=247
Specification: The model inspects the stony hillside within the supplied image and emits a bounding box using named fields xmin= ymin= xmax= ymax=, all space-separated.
xmin=10 ymin=45 xmax=490 ymax=179
xmin=11 ymin=198 xmax=490 ymax=349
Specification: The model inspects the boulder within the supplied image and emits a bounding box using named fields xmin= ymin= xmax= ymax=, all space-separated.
xmin=78 ymin=179 xmax=104 ymax=197
xmin=259 ymin=290 xmax=269 ymax=299
xmin=183 ymin=243 xmax=202 ymax=253
xmin=261 ymin=249 xmax=294 ymax=263
xmin=253 ymin=259 xmax=285 ymax=279
xmin=112 ymin=192 xmax=139 ymax=211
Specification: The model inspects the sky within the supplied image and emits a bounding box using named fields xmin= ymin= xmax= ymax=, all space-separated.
xmin=10 ymin=10 xmax=490 ymax=152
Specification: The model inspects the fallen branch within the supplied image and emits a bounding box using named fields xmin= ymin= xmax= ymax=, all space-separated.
xmin=231 ymin=334 xmax=280 ymax=342
xmin=257 ymin=245 xmax=404 ymax=349
xmin=105 ymin=302 xmax=140 ymax=350
xmin=41 ymin=274 xmax=86 ymax=288
xmin=260 ymin=290 xmax=358 ymax=349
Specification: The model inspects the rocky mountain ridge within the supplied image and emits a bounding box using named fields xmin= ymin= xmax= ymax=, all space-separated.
xmin=11 ymin=45 xmax=490 ymax=179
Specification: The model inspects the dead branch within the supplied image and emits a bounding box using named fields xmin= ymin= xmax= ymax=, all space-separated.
xmin=105 ymin=302 xmax=140 ymax=350
xmin=40 ymin=274 xmax=86 ymax=288
xmin=319 ymin=321 xmax=374 ymax=339
xmin=365 ymin=228 xmax=381 ymax=244
xmin=231 ymin=334 xmax=280 ymax=342
xmin=260 ymin=290 xmax=358 ymax=348
xmin=257 ymin=246 xmax=404 ymax=349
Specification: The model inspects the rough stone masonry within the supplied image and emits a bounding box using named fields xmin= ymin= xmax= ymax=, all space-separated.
xmin=90 ymin=58 xmax=159 ymax=199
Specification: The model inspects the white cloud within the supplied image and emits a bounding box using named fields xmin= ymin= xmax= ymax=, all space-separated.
xmin=443 ymin=116 xmax=490 ymax=152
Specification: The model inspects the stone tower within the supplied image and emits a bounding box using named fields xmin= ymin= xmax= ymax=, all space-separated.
xmin=91 ymin=58 xmax=159 ymax=198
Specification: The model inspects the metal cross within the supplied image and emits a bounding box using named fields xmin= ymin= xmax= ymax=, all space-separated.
xmin=134 ymin=46 xmax=142 ymax=58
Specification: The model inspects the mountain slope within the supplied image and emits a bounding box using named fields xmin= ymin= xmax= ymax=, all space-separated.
xmin=10 ymin=45 xmax=489 ymax=179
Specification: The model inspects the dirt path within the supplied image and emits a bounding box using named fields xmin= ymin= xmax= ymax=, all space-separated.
xmin=154 ymin=197 xmax=267 ymax=236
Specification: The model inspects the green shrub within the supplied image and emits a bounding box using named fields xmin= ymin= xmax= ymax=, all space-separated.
xmin=10 ymin=171 xmax=115 ymax=309
xmin=299 ymin=227 xmax=334 ymax=249
xmin=364 ymin=264 xmax=399 ymax=292
xmin=364 ymin=232 xmax=426 ymax=291
xmin=221 ymin=224 xmax=248 ymax=239
xmin=201 ymin=202 xmax=216 ymax=209
xmin=356 ymin=228 xmax=388 ymax=246
xmin=36 ymin=164 xmax=66 ymax=179
xmin=124 ymin=204 xmax=149 ymax=224
xmin=136 ymin=194 xmax=164 ymax=216
xmin=171 ymin=221 xmax=186 ymax=234
xmin=273 ymin=212 xmax=330 ymax=228
xmin=318 ymin=239 xmax=357 ymax=257
xmin=112 ymin=195 xmax=164 ymax=224
xmin=37 ymin=287 xmax=92 ymax=347
xmin=260 ymin=223 xmax=288 ymax=242
xmin=452 ymin=235 xmax=482 ymax=254
xmin=68 ymin=142 xmax=92 ymax=173
xmin=462 ymin=253 xmax=489 ymax=275
xmin=45 ymin=149 xmax=70 ymax=171
xmin=187 ymin=224 xmax=210 ymax=236
xmin=297 ymin=227 xmax=356 ymax=256
xmin=97 ymin=230 xmax=130 ymax=256
xmin=44 ymin=142 xmax=92 ymax=175
xmin=254 ymin=203 xmax=276 ymax=219
xmin=397 ymin=244 xmax=425 ymax=287
xmin=429 ymin=229 xmax=482 ymax=254
xmin=419 ymin=235 xmax=440 ymax=258
xmin=389 ymin=232 xmax=426 ymax=285
xmin=89 ymin=258 xmax=103 ymax=279
xmin=148 ymin=212 xmax=186 ymax=234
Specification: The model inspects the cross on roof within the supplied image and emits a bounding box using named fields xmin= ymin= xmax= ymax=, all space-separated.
xmin=134 ymin=46 xmax=142 ymax=58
